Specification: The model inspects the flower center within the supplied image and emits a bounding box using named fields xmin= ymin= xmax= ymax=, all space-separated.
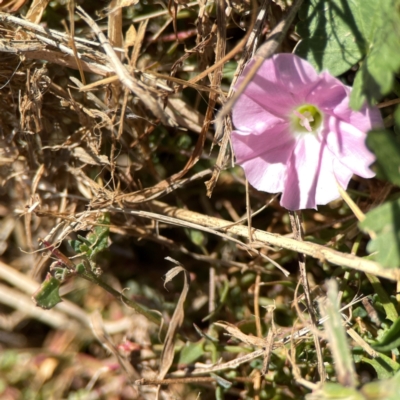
xmin=291 ymin=104 xmax=323 ymax=134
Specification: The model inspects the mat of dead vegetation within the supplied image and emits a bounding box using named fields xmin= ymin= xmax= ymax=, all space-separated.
xmin=1 ymin=1 xmax=400 ymax=399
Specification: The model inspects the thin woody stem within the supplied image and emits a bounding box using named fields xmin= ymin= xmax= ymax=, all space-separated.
xmin=288 ymin=210 xmax=326 ymax=382
xmin=42 ymin=240 xmax=162 ymax=327
xmin=79 ymin=269 xmax=162 ymax=327
xmin=216 ymin=0 xmax=304 ymax=126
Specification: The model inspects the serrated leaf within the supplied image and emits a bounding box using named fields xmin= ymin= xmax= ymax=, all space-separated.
xmin=69 ymin=239 xmax=83 ymax=253
xmin=79 ymin=243 xmax=90 ymax=254
xmin=359 ymin=199 xmax=400 ymax=268
xmin=32 ymin=273 xmax=62 ymax=310
xmin=367 ymin=130 xmax=400 ymax=187
xmin=86 ymin=212 xmax=110 ymax=259
xmin=295 ymin=0 xmax=380 ymax=76
xmin=76 ymin=235 xmax=93 ymax=247
xmin=350 ymin=0 xmax=400 ymax=109
xmin=69 ymin=235 xmax=92 ymax=255
xmin=373 ymin=317 xmax=400 ymax=352
xmin=75 ymin=263 xmax=86 ymax=274
xmin=72 ymin=213 xmax=110 ymax=259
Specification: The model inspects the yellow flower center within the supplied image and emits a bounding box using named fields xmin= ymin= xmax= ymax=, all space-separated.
xmin=291 ymin=104 xmax=323 ymax=134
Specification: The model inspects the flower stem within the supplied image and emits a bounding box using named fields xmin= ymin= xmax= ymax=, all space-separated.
xmin=42 ymin=240 xmax=162 ymax=326
xmin=79 ymin=269 xmax=162 ymax=327
xmin=288 ymin=210 xmax=326 ymax=382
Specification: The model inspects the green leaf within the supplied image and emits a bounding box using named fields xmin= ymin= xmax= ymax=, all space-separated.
xmin=373 ymin=317 xmax=400 ymax=352
xmin=367 ymin=130 xmax=400 ymax=187
xmin=295 ymin=0 xmax=380 ymax=76
xmin=365 ymin=274 xmax=398 ymax=322
xmin=187 ymin=229 xmax=206 ymax=247
xmin=361 ymin=369 xmax=400 ymax=400
xmin=222 ymin=61 xmax=237 ymax=81
xmin=177 ymin=340 xmax=205 ymax=365
xmin=86 ymin=212 xmax=110 ymax=259
xmin=69 ymin=239 xmax=83 ymax=253
xmin=305 ymin=382 xmax=364 ymax=400
xmin=210 ymin=373 xmax=232 ymax=389
xmin=69 ymin=213 xmax=110 ymax=260
xmin=0 ymin=350 xmax=18 ymax=371
xmin=320 ymin=280 xmax=356 ymax=387
xmin=32 ymin=273 xmax=62 ymax=310
xmin=350 ymin=0 xmax=400 ymax=109
xmin=361 ymin=353 xmax=400 ymax=379
xmin=193 ymin=323 xmax=219 ymax=342
xmin=359 ymin=199 xmax=400 ymax=268
xmin=75 ymin=263 xmax=86 ymax=274
xmin=395 ymin=106 xmax=400 ymax=131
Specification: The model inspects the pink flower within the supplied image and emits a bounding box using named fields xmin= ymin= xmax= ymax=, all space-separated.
xmin=231 ymin=54 xmax=382 ymax=211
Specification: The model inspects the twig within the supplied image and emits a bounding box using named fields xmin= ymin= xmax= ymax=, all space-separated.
xmin=215 ymin=0 xmax=304 ymax=128
xmin=254 ymin=272 xmax=262 ymax=338
xmin=262 ymin=305 xmax=277 ymax=374
xmin=0 ymin=282 xmax=81 ymax=331
xmin=143 ymin=201 xmax=399 ymax=281
xmin=81 ymin=269 xmax=162 ymax=326
xmin=289 ymin=211 xmax=326 ymax=382
xmin=170 ymin=295 xmax=364 ymax=377
xmin=40 ymin=241 xmax=162 ymax=327
xmin=76 ymin=6 xmax=170 ymax=125
xmin=207 ymin=0 xmax=302 ymax=195
xmin=136 ymin=376 xmax=224 ymax=385
xmin=187 ymin=0 xmax=258 ymax=86
xmin=34 ymin=202 xmax=399 ymax=280
xmin=104 ymin=204 xmax=290 ymax=276
xmin=205 ymin=0 xmax=268 ymax=195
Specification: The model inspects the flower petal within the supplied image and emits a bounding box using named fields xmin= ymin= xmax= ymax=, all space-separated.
xmin=268 ymin=53 xmax=320 ymax=92
xmin=280 ymin=134 xmax=340 ymax=210
xmin=314 ymin=148 xmax=353 ymax=205
xmin=325 ymin=117 xmax=376 ymax=178
xmin=231 ymin=53 xmax=381 ymax=211
xmin=333 ymin=97 xmax=383 ymax=132
xmin=305 ymin=72 xmax=348 ymax=112
xmin=332 ymin=158 xmax=354 ymax=193
xmin=235 ymin=54 xmax=320 ymax=117
xmin=232 ymin=90 xmax=286 ymax=135
xmin=235 ymin=61 xmax=296 ymax=117
xmin=241 ymin=158 xmax=288 ymax=193
xmin=232 ymin=125 xmax=296 ymax=193
xmin=232 ymin=123 xmax=294 ymax=164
